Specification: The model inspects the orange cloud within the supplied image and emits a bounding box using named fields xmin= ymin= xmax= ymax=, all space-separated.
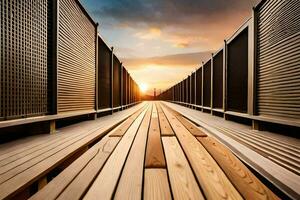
xmin=135 ymin=27 xmax=161 ymax=40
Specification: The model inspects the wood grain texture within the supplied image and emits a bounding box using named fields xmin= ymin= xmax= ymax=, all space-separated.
xmin=114 ymin=104 xmax=153 ymax=200
xmin=164 ymin=101 xmax=300 ymax=199
xmin=83 ymin=108 xmax=149 ymax=200
xmin=110 ymin=106 xmax=146 ymax=137
xmin=198 ymin=136 xmax=279 ymax=200
xmin=156 ymin=103 xmax=174 ymax=136
xmin=162 ymin=137 xmax=204 ymax=200
xmin=30 ymin=136 xmax=119 ymax=200
xmin=145 ymin=104 xmax=166 ymax=168
xmin=163 ymin=103 xmax=206 ymax=137
xmin=143 ymin=169 xmax=172 ymax=200
xmin=161 ymin=105 xmax=242 ymax=200
xmin=177 ymin=115 xmax=207 ymax=137
xmin=57 ymin=137 xmax=120 ymax=200
xmin=0 ymin=104 xmax=145 ymax=200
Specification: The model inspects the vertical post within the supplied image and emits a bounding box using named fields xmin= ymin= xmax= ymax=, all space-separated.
xmin=178 ymin=83 xmax=180 ymax=102
xmin=223 ymin=41 xmax=226 ymax=112
xmin=195 ymin=69 xmax=197 ymax=107
xmin=51 ymin=0 xmax=59 ymax=115
xmin=190 ymin=74 xmax=192 ymax=106
xmin=48 ymin=0 xmax=59 ymax=134
xmin=123 ymin=70 xmax=127 ymax=108
xmin=252 ymin=8 xmax=258 ymax=116
xmin=224 ymin=40 xmax=228 ymax=119
xmin=111 ymin=47 xmax=114 ymax=114
xmin=120 ymin=63 xmax=123 ymax=110
xmin=211 ymin=54 xmax=214 ymax=114
xmin=186 ymin=78 xmax=188 ymax=104
xmin=252 ymin=7 xmax=259 ymax=129
xmin=201 ymin=62 xmax=204 ymax=109
xmin=49 ymin=120 xmax=56 ymax=134
xmin=95 ymin=26 xmax=99 ymax=112
xmin=172 ymin=86 xmax=175 ymax=101
xmin=248 ymin=14 xmax=255 ymax=116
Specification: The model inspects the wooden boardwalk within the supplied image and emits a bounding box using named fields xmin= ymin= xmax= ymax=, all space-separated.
xmin=165 ymin=101 xmax=300 ymax=199
xmin=0 ymin=101 xmax=288 ymax=199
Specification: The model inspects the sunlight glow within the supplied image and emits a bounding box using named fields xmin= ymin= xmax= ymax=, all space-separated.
xmin=139 ymin=83 xmax=148 ymax=93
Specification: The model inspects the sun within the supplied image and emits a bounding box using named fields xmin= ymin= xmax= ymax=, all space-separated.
xmin=139 ymin=83 xmax=148 ymax=93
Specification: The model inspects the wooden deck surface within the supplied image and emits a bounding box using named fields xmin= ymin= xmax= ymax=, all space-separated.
xmin=20 ymin=101 xmax=280 ymax=200
xmin=164 ymin=101 xmax=300 ymax=200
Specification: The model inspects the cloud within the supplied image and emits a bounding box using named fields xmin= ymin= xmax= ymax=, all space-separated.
xmin=122 ymin=51 xmax=212 ymax=70
xmin=89 ymin=0 xmax=258 ymax=50
xmin=120 ymin=51 xmax=212 ymax=93
xmin=135 ymin=27 xmax=162 ymax=40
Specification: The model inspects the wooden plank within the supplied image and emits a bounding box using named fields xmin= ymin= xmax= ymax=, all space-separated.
xmin=143 ymin=169 xmax=171 ymax=200
xmin=0 ymin=131 xmax=88 ymax=175
xmin=216 ymin=127 xmax=300 ymax=175
xmin=83 ymin=107 xmax=149 ymax=200
xmin=163 ymin=101 xmax=300 ymax=199
xmin=0 ymin=120 xmax=97 ymax=160
xmin=0 ymin=133 xmax=71 ymax=167
xmin=0 ymin=104 xmax=146 ymax=200
xmin=114 ymin=104 xmax=153 ymax=200
xmin=162 ymin=137 xmax=204 ymax=200
xmin=163 ymin=103 xmax=207 ymax=137
xmin=0 ymin=122 xmax=106 ymax=184
xmin=30 ymin=120 xmax=128 ymax=200
xmin=156 ymin=103 xmax=174 ymax=136
xmin=161 ymin=105 xmax=243 ymax=200
xmin=56 ymin=137 xmax=120 ymax=200
xmin=109 ymin=106 xmax=146 ymax=137
xmin=177 ymin=116 xmax=207 ymax=137
xmin=0 ymin=103 xmax=145 ymax=162
xmin=29 ymin=140 xmax=101 ymax=200
xmin=145 ymin=104 xmax=166 ymax=168
xmin=198 ymin=136 xmax=279 ymax=200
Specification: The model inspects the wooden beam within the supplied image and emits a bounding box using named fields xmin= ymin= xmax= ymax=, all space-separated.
xmin=198 ymin=136 xmax=279 ymax=200
xmin=83 ymin=108 xmax=149 ymax=200
xmin=156 ymin=103 xmax=174 ymax=136
xmin=162 ymin=137 xmax=204 ymax=200
xmin=161 ymin=104 xmax=242 ymax=199
xmin=143 ymin=169 xmax=171 ymax=200
xmin=114 ymin=104 xmax=152 ymax=199
xmin=145 ymin=104 xmax=166 ymax=168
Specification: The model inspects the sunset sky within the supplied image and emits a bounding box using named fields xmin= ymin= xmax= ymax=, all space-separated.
xmin=81 ymin=0 xmax=258 ymax=95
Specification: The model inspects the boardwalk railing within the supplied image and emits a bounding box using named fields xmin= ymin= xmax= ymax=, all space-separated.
xmin=158 ymin=0 xmax=300 ymax=131
xmin=0 ymin=0 xmax=141 ymax=133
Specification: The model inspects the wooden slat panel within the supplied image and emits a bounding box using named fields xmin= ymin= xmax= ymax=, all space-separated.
xmin=98 ymin=37 xmax=112 ymax=109
xmin=203 ymin=60 xmax=211 ymax=107
xmin=145 ymin=104 xmax=166 ymax=168
xmin=156 ymin=103 xmax=174 ymax=136
xmin=0 ymin=0 xmax=49 ymax=119
xmin=83 ymin=107 xmax=149 ymax=200
xmin=227 ymin=28 xmax=248 ymax=113
xmin=114 ymin=104 xmax=152 ymax=200
xmin=57 ymin=0 xmax=96 ymax=113
xmin=213 ymin=50 xmax=223 ymax=109
xmin=143 ymin=169 xmax=171 ymax=200
xmin=198 ymin=136 xmax=279 ymax=200
xmin=162 ymin=137 xmax=204 ymax=200
xmin=257 ymin=0 xmax=300 ymax=120
xmin=161 ymin=104 xmax=242 ymax=200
